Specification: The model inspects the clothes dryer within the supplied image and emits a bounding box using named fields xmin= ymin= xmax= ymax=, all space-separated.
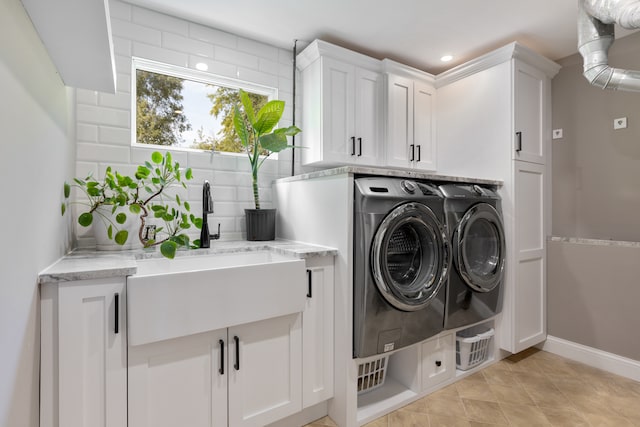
xmin=353 ymin=177 xmax=450 ymax=358
xmin=439 ymin=183 xmax=506 ymax=330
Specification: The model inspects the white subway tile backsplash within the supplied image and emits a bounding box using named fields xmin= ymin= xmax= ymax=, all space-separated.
xmin=112 ymin=18 xmax=162 ymax=46
xmin=99 ymin=126 xmax=131 ymax=145
xmin=278 ymin=47 xmax=294 ymax=65
xmin=77 ymin=105 xmax=129 ymax=127
xmin=162 ymin=32 xmax=213 ymax=58
xmin=75 ymin=1 xmax=295 ymax=245
xmin=214 ymin=46 xmax=259 ymax=70
xmin=189 ymin=23 xmax=237 ymax=49
xmin=132 ymin=7 xmax=189 ymax=36
xmin=237 ymin=37 xmax=279 ymax=60
xmin=77 ymin=143 xmax=131 ymax=163
xmin=132 ymin=42 xmax=189 ymax=67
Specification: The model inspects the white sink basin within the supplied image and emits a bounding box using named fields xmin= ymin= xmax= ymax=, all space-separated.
xmin=127 ymin=250 xmax=306 ymax=346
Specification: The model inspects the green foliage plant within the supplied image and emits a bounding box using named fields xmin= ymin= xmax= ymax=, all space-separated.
xmin=233 ymin=89 xmax=301 ymax=209
xmin=62 ymin=151 xmax=197 ymax=258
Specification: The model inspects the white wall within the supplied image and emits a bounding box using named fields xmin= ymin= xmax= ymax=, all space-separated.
xmin=0 ymin=0 xmax=75 ymax=425
xmin=74 ymin=0 xmax=298 ymax=245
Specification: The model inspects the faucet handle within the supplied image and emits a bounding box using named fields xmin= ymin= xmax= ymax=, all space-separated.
xmin=203 ymin=180 xmax=214 ymax=214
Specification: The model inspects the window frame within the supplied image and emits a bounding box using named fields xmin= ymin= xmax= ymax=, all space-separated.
xmin=130 ymin=57 xmax=279 ymax=154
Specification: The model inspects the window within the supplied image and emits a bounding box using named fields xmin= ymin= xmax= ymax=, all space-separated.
xmin=132 ymin=58 xmax=278 ymax=153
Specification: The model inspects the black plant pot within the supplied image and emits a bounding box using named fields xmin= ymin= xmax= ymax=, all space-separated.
xmin=244 ymin=208 xmax=276 ymax=241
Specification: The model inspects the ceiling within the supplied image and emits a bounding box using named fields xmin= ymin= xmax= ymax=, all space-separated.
xmin=122 ymin=0 xmax=637 ymax=74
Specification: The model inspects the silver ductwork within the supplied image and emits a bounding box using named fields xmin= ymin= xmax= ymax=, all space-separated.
xmin=578 ymin=0 xmax=640 ymax=91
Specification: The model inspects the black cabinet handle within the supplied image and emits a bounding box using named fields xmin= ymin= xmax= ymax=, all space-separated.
xmin=435 ymin=360 xmax=442 ymax=367
xmin=410 ymin=144 xmax=415 ymax=161
xmin=516 ymin=131 xmax=522 ymax=152
xmin=357 ymin=137 xmax=362 ymax=156
xmin=114 ymin=293 xmax=119 ymax=334
xmin=219 ymin=339 xmax=225 ymax=375
xmin=234 ymin=336 xmax=240 ymax=371
xmin=351 ymin=136 xmax=356 ymax=156
xmin=306 ymin=269 xmax=313 ymax=298
xmin=417 ymin=145 xmax=421 ymax=162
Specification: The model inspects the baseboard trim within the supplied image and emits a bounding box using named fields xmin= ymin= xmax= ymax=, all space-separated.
xmin=540 ymin=335 xmax=640 ymax=382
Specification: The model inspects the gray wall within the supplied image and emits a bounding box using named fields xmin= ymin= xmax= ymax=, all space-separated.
xmin=549 ymin=31 xmax=640 ymax=360
xmin=0 ymin=0 xmax=75 ymax=425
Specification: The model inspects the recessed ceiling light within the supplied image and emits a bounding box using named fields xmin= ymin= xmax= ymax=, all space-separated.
xmin=195 ymin=62 xmax=208 ymax=71
xmin=440 ymin=55 xmax=453 ymax=62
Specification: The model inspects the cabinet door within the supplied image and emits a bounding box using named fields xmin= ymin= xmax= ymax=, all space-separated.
xmin=413 ymin=80 xmax=436 ymax=171
xmin=229 ymin=313 xmax=302 ymax=427
xmin=128 ymin=329 xmax=228 ymax=427
xmin=385 ymin=73 xmax=413 ymax=168
xmin=514 ymin=60 xmax=547 ymax=164
xmin=421 ymin=333 xmax=455 ymax=391
xmin=321 ymin=57 xmax=355 ymax=164
xmin=512 ymin=161 xmax=547 ymax=352
xmin=354 ymin=67 xmax=382 ymax=166
xmin=58 ymin=279 xmax=127 ymax=427
xmin=302 ymin=259 xmax=334 ymax=408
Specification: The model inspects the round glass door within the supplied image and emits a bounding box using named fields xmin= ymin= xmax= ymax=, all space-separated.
xmin=371 ymin=203 xmax=450 ymax=311
xmin=454 ymin=203 xmax=506 ymax=292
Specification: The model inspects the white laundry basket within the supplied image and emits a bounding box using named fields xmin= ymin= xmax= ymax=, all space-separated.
xmin=357 ymin=355 xmax=389 ymax=394
xmin=456 ymin=326 xmax=495 ymax=371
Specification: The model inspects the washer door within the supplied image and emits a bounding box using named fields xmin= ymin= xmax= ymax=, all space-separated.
xmin=371 ymin=202 xmax=450 ymax=311
xmin=453 ymin=203 xmax=506 ymax=292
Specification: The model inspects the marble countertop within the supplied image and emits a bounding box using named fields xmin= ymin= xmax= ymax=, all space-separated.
xmin=549 ymin=236 xmax=640 ymax=248
xmin=39 ymin=240 xmax=338 ymax=284
xmin=275 ymin=166 xmax=503 ymax=186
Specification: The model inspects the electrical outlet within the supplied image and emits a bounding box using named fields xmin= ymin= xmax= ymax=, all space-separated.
xmin=552 ymin=129 xmax=563 ymax=139
xmin=614 ymin=117 xmax=627 ymax=129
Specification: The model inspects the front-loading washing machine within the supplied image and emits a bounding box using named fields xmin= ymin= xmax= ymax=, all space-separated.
xmin=353 ymin=177 xmax=450 ymax=359
xmin=439 ymin=183 xmax=506 ymax=330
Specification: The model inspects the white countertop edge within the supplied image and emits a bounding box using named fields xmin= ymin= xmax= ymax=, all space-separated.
xmin=549 ymin=236 xmax=640 ymax=248
xmin=39 ymin=240 xmax=338 ymax=284
xmin=275 ymin=166 xmax=503 ymax=186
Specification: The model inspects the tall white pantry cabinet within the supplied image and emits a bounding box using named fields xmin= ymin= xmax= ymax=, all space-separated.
xmin=436 ymin=43 xmax=560 ymax=354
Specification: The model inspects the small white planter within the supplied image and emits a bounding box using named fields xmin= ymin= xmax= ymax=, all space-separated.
xmin=93 ymin=206 xmax=141 ymax=251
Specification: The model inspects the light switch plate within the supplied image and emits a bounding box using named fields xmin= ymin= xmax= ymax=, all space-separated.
xmin=614 ymin=117 xmax=627 ymax=129
xmin=552 ymin=129 xmax=563 ymax=139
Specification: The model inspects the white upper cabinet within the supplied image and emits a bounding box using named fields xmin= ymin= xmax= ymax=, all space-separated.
xmin=298 ymin=40 xmax=383 ymax=167
xmin=384 ymin=60 xmax=437 ymax=171
xmin=514 ymin=60 xmax=548 ymax=164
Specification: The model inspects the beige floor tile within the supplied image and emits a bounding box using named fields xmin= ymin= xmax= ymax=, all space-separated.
xmin=522 ymin=382 xmax=575 ymax=409
xmin=401 ymin=396 xmax=430 ymax=414
xmin=568 ymin=392 xmax=621 ymax=418
xmin=537 ymin=406 xmax=590 ymax=427
xmin=363 ymin=415 xmax=389 ymax=427
xmin=428 ymin=413 xmax=472 ymax=426
xmin=503 ymin=357 xmax=545 ymax=374
xmin=424 ymin=394 xmax=466 ymax=417
xmin=499 ymin=403 xmax=551 ymax=426
xmin=456 ymin=377 xmax=498 ymax=402
xmin=305 ymin=416 xmax=338 ymax=426
xmin=461 ymin=398 xmax=509 ymax=425
xmin=582 ymin=412 xmax=637 ymax=427
xmin=606 ymin=394 xmax=640 ymax=422
xmin=388 ymin=409 xmax=430 ymax=427
xmin=429 ymin=383 xmax=459 ymax=399
xmin=489 ymin=384 xmax=535 ymax=406
xmin=481 ymin=365 xmax=521 ymax=387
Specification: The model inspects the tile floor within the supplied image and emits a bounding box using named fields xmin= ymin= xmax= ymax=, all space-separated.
xmin=304 ymin=349 xmax=640 ymax=426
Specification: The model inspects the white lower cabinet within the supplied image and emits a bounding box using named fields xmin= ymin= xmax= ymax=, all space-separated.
xmin=421 ymin=332 xmax=455 ymax=391
xmin=128 ymin=313 xmax=302 ymax=427
xmin=40 ymin=278 xmax=127 ymax=427
xmin=302 ymin=257 xmax=335 ymax=408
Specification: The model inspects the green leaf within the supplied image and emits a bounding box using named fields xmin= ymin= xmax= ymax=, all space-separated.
xmin=63 ymin=182 xmax=71 ymax=198
xmin=166 ymin=152 xmax=172 ymax=166
xmin=160 ymin=241 xmax=178 ymax=259
xmin=276 ymin=125 xmax=302 ymax=137
xmin=130 ymin=204 xmax=141 ymax=214
xmin=184 ymin=201 xmax=190 ymax=211
xmin=136 ymin=166 xmax=150 ymax=179
xmin=192 ymin=217 xmax=203 ymax=229
xmin=239 ymin=89 xmax=256 ymax=125
xmin=185 ymin=168 xmax=193 ymax=180
xmin=87 ymin=187 xmax=101 ymax=197
xmin=259 ymin=133 xmax=288 ymax=153
xmin=61 ymin=203 xmax=66 ymax=216
xmin=73 ymin=178 xmax=85 ymax=186
xmin=253 ymin=100 xmax=284 ymax=134
xmin=175 ymin=194 xmax=181 ymax=206
xmin=193 ymin=239 xmax=201 ymax=248
xmin=115 ymin=212 xmax=127 ymax=224
xmin=151 ymin=151 xmax=163 ymax=164
xmin=107 ymin=224 xmax=113 ymax=239
xmin=233 ymin=106 xmax=250 ymax=147
xmin=78 ymin=212 xmax=93 ymax=227
xmin=114 ymin=230 xmax=128 ymax=245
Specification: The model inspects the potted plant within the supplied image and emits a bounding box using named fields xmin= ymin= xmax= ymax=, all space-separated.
xmin=233 ymin=89 xmax=301 ymax=240
xmin=62 ymin=151 xmax=197 ymax=258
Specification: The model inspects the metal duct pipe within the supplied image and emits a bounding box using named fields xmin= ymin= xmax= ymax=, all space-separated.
xmin=578 ymin=0 xmax=640 ymax=91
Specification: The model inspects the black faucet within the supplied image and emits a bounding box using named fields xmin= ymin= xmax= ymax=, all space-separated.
xmin=200 ymin=180 xmax=220 ymax=248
